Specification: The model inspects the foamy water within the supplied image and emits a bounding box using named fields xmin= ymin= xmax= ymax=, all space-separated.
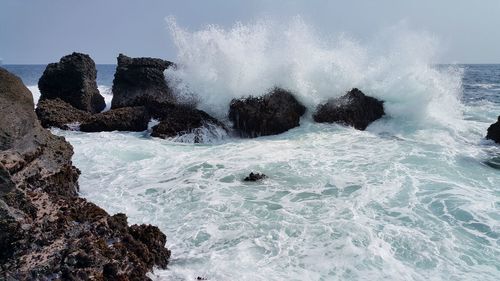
xmin=9 ymin=17 xmax=500 ymax=281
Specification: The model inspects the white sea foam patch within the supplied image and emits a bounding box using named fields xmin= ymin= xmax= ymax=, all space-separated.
xmin=27 ymin=85 xmax=41 ymax=106
xmin=165 ymin=17 xmax=464 ymax=129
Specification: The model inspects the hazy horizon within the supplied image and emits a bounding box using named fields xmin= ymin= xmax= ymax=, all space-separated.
xmin=1 ymin=0 xmax=500 ymax=64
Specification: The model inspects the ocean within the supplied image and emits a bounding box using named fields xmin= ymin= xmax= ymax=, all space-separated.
xmin=3 ymin=22 xmax=500 ymax=281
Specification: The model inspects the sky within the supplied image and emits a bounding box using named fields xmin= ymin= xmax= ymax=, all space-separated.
xmin=1 ymin=0 xmax=499 ymax=64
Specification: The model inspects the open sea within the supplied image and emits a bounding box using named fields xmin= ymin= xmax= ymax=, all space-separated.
xmin=3 ymin=20 xmax=500 ymax=281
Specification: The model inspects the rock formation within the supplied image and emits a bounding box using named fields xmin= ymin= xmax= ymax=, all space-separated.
xmin=313 ymin=88 xmax=384 ymax=130
xmin=244 ymin=172 xmax=267 ymax=182
xmin=1 ymin=67 xmax=171 ymax=280
xmin=486 ymin=116 xmax=500 ymax=143
xmin=228 ymin=87 xmax=306 ymax=138
xmin=38 ymin=52 xmax=105 ymax=113
xmin=111 ymin=54 xmax=175 ymax=109
xmin=79 ymin=106 xmax=150 ymax=133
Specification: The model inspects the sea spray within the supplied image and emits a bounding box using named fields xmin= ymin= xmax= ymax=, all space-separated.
xmin=165 ymin=17 xmax=464 ymax=130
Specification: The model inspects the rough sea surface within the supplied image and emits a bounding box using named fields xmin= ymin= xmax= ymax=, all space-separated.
xmin=4 ymin=21 xmax=500 ymax=281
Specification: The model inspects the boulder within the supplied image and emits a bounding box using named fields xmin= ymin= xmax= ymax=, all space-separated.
xmin=36 ymin=98 xmax=91 ymax=129
xmin=80 ymin=106 xmax=150 ymax=132
xmin=244 ymin=172 xmax=267 ymax=182
xmin=38 ymin=52 xmax=105 ymax=113
xmin=228 ymin=87 xmax=306 ymax=138
xmin=1 ymin=67 xmax=171 ymax=280
xmin=486 ymin=116 xmax=500 ymax=143
xmin=150 ymin=104 xmax=227 ymax=143
xmin=111 ymin=54 xmax=175 ymax=109
xmin=313 ymin=88 xmax=384 ymax=130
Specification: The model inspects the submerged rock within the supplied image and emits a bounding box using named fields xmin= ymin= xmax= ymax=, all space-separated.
xmin=1 ymin=67 xmax=171 ymax=280
xmin=36 ymin=98 xmax=91 ymax=129
xmin=111 ymin=54 xmax=175 ymax=109
xmin=80 ymin=106 xmax=150 ymax=132
xmin=151 ymin=104 xmax=227 ymax=143
xmin=229 ymin=87 xmax=306 ymax=138
xmin=244 ymin=172 xmax=267 ymax=182
xmin=313 ymin=88 xmax=384 ymax=130
xmin=38 ymin=52 xmax=105 ymax=113
xmin=486 ymin=116 xmax=500 ymax=143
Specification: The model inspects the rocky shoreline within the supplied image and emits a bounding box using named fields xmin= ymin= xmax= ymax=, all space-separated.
xmin=2 ymin=51 xmax=499 ymax=280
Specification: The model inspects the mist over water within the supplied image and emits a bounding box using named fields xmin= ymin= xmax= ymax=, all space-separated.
xmin=5 ymin=17 xmax=500 ymax=281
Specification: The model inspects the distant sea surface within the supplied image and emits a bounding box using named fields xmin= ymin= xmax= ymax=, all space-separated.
xmin=3 ymin=63 xmax=500 ymax=281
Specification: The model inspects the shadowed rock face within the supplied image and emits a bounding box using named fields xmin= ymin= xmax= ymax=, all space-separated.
xmin=38 ymin=52 xmax=106 ymax=113
xmin=486 ymin=116 xmax=500 ymax=143
xmin=1 ymin=67 xmax=171 ymax=281
xmin=79 ymin=106 xmax=150 ymax=132
xmin=150 ymin=103 xmax=227 ymax=143
xmin=111 ymin=54 xmax=175 ymax=109
xmin=36 ymin=98 xmax=92 ymax=129
xmin=228 ymin=87 xmax=306 ymax=138
xmin=313 ymin=88 xmax=384 ymax=130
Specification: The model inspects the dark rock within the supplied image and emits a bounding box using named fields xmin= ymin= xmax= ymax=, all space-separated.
xmin=151 ymin=104 xmax=227 ymax=143
xmin=244 ymin=172 xmax=267 ymax=182
xmin=111 ymin=54 xmax=175 ymax=109
xmin=38 ymin=52 xmax=105 ymax=113
xmin=79 ymin=106 xmax=150 ymax=132
xmin=486 ymin=116 xmax=500 ymax=144
xmin=1 ymin=67 xmax=171 ymax=280
xmin=36 ymin=98 xmax=91 ymax=129
xmin=313 ymin=88 xmax=384 ymax=130
xmin=229 ymin=87 xmax=306 ymax=138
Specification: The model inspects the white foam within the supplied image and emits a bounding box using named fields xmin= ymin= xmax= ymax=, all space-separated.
xmin=165 ymin=17 xmax=464 ymax=131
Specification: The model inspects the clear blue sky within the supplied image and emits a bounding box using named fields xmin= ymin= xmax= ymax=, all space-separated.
xmin=1 ymin=0 xmax=499 ymax=64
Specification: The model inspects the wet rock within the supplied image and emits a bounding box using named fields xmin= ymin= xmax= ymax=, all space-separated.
xmin=229 ymin=87 xmax=306 ymax=138
xmin=38 ymin=52 xmax=105 ymax=113
xmin=486 ymin=116 xmax=500 ymax=143
xmin=150 ymin=104 xmax=227 ymax=143
xmin=313 ymin=88 xmax=384 ymax=130
xmin=244 ymin=172 xmax=267 ymax=182
xmin=80 ymin=106 xmax=150 ymax=132
xmin=1 ymin=67 xmax=171 ymax=280
xmin=111 ymin=54 xmax=175 ymax=109
xmin=36 ymin=98 xmax=91 ymax=129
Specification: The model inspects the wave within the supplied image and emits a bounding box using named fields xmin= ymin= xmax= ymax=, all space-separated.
xmin=165 ymin=17 xmax=464 ymax=131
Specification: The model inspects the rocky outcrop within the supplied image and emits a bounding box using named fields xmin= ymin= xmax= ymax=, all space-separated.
xmin=244 ymin=172 xmax=267 ymax=182
xmin=313 ymin=88 xmax=384 ymax=130
xmin=36 ymin=98 xmax=91 ymax=129
xmin=486 ymin=116 xmax=500 ymax=143
xmin=150 ymin=104 xmax=227 ymax=143
xmin=80 ymin=106 xmax=150 ymax=132
xmin=111 ymin=54 xmax=175 ymax=109
xmin=1 ymin=67 xmax=171 ymax=280
xmin=38 ymin=52 xmax=105 ymax=113
xmin=228 ymin=87 xmax=306 ymax=138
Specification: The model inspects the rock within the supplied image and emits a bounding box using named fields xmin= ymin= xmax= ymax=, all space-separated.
xmin=313 ymin=88 xmax=384 ymax=130
xmin=244 ymin=172 xmax=267 ymax=182
xmin=111 ymin=54 xmax=175 ymax=109
xmin=229 ymin=87 xmax=306 ymax=138
xmin=1 ymin=67 xmax=171 ymax=280
xmin=80 ymin=106 xmax=150 ymax=132
xmin=38 ymin=52 xmax=105 ymax=113
xmin=150 ymin=104 xmax=227 ymax=143
xmin=36 ymin=98 xmax=91 ymax=129
xmin=486 ymin=116 xmax=500 ymax=143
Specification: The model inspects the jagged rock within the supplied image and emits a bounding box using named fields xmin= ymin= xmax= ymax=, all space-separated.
xmin=229 ymin=87 xmax=306 ymax=138
xmin=38 ymin=52 xmax=105 ymax=113
xmin=313 ymin=88 xmax=384 ymax=130
xmin=80 ymin=106 xmax=150 ymax=132
xmin=36 ymin=98 xmax=91 ymax=129
xmin=150 ymin=104 xmax=227 ymax=143
xmin=111 ymin=54 xmax=175 ymax=109
xmin=1 ymin=67 xmax=171 ymax=280
xmin=244 ymin=172 xmax=267 ymax=182
xmin=486 ymin=116 xmax=500 ymax=143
